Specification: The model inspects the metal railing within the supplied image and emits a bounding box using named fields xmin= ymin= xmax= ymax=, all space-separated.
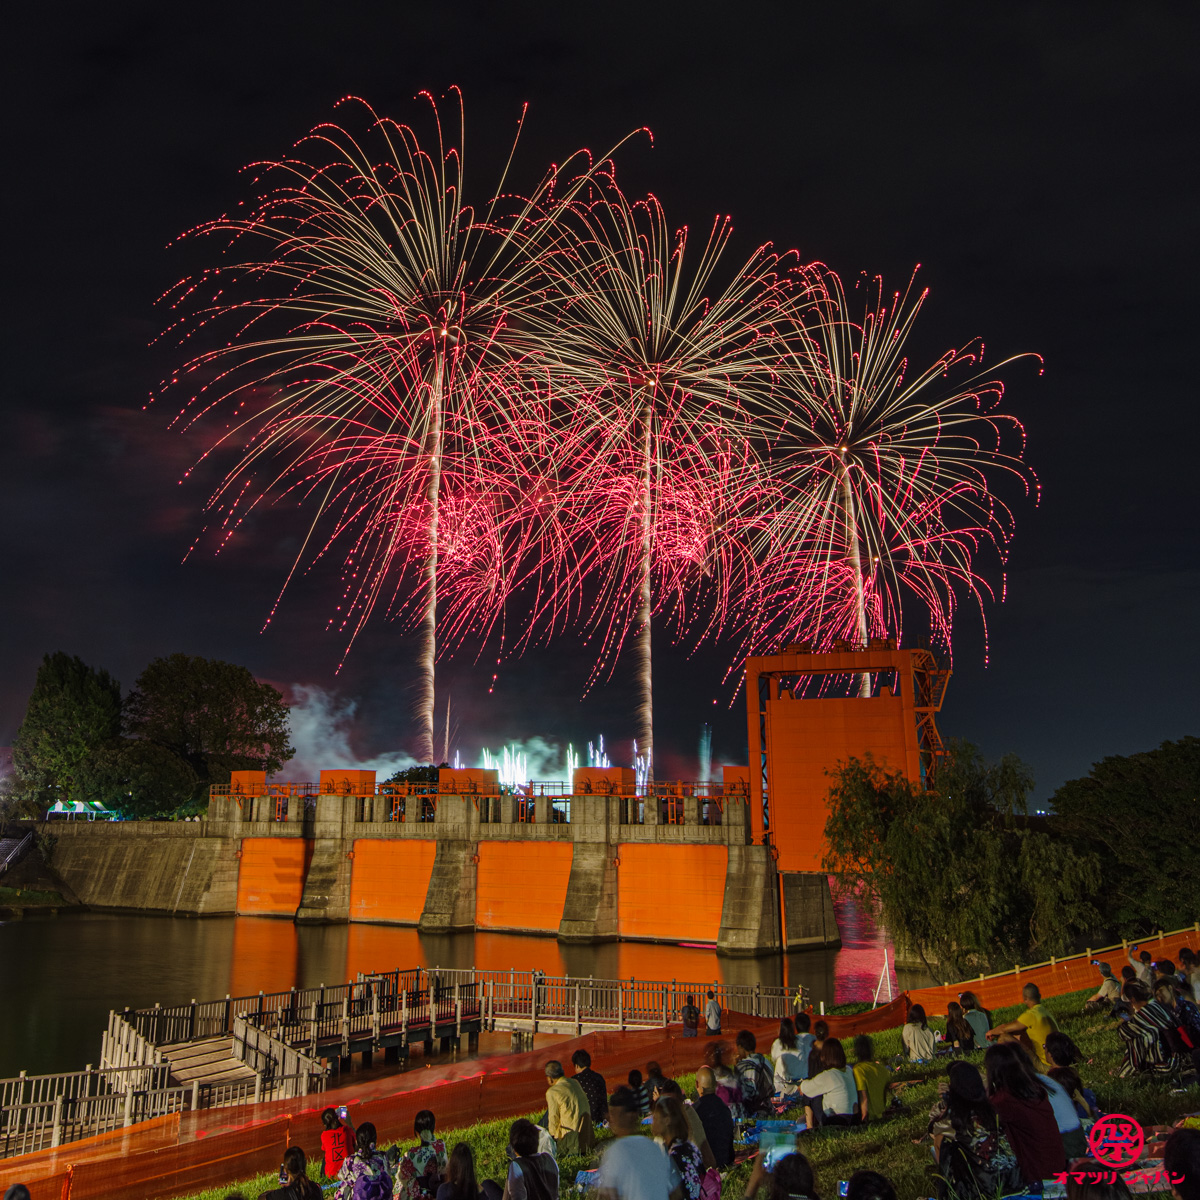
xmin=0 ymin=832 xmax=34 ymax=876
xmin=0 ymin=1082 xmax=185 ymax=1159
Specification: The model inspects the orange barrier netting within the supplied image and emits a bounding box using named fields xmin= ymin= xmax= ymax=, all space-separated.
xmin=6 ymin=925 xmax=1196 ymax=1199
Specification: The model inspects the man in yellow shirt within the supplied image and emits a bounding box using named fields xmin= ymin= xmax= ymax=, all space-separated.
xmin=986 ymin=983 xmax=1059 ymax=1069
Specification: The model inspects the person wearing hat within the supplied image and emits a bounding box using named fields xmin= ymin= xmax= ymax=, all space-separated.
xmin=1084 ymin=962 xmax=1122 ymax=1014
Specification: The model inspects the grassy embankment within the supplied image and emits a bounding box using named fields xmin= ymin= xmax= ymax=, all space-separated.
xmin=0 ymin=885 xmax=65 ymax=908
xmin=179 ymin=987 xmax=1199 ymax=1200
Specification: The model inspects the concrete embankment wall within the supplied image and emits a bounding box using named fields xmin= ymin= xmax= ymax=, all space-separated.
xmin=44 ymin=791 xmax=839 ymax=954
xmin=48 ymin=823 xmax=240 ymax=915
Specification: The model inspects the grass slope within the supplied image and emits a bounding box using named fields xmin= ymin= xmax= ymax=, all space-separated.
xmin=181 ymin=988 xmax=1199 ymax=1200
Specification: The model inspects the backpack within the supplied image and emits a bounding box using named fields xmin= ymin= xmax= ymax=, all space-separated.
xmin=682 ymin=1004 xmax=700 ymax=1030
xmin=737 ymin=1054 xmax=775 ymax=1112
xmin=700 ymin=1168 xmax=722 ymax=1200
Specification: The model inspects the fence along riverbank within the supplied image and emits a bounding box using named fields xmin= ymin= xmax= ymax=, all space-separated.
xmin=4 ymin=922 xmax=1196 ymax=1198
xmin=0 ymin=965 xmax=804 ymax=1162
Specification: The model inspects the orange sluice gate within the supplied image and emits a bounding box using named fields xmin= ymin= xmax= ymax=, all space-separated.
xmin=475 ymin=842 xmax=573 ymax=932
xmin=617 ymin=844 xmax=726 ymax=943
xmin=235 ymin=838 xmax=310 ymax=915
xmin=766 ymin=691 xmax=913 ymax=873
xmin=349 ymin=840 xmax=437 ymax=924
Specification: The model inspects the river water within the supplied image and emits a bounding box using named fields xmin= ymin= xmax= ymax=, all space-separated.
xmin=1 ymin=890 xmax=913 ymax=1079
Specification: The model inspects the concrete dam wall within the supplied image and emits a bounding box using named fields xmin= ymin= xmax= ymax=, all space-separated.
xmin=46 ymin=773 xmax=839 ymax=956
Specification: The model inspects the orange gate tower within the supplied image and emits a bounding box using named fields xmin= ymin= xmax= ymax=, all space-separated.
xmin=745 ymin=641 xmax=950 ymax=949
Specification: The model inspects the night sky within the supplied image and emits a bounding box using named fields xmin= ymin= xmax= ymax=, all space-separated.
xmin=4 ymin=2 xmax=1197 ymax=798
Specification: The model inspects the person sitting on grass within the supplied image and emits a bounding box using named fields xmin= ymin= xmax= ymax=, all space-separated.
xmin=646 ymin=1060 xmax=671 ymax=1097
xmin=598 ymin=1087 xmax=679 ymax=1200
xmin=984 ymin=1042 xmax=1065 ymax=1185
xmin=262 ymin=1146 xmax=322 ymax=1200
xmin=986 ymin=983 xmax=1059 ymax=1070
xmin=652 ymin=1095 xmax=705 ymax=1200
xmin=436 ymin=1143 xmax=484 ymax=1200
xmin=944 ymin=1002 xmax=976 ymax=1054
xmin=1044 ymin=1031 xmax=1098 ymax=1119
xmin=395 ymin=1110 xmax=447 ymax=1200
xmin=902 ymin=1004 xmax=937 ymax=1062
xmin=734 ymin=1030 xmax=776 ymax=1117
xmin=571 ymin=1049 xmax=609 ymax=1125
xmin=1035 ymin=1068 xmax=1089 ymax=1160
xmin=1085 ymin=963 xmax=1123 ymax=1015
xmin=654 ymin=1079 xmax=715 ymax=1170
xmin=740 ymin=1149 xmax=821 ymax=1200
xmin=1117 ymin=979 xmax=1185 ymax=1077
xmin=958 ymin=993 xmax=992 ymax=1047
xmin=483 ymin=1118 xmax=559 ymax=1200
xmin=1128 ymin=945 xmax=1154 ymax=986
xmin=1064 ymin=1159 xmax=1134 ymax=1200
xmin=771 ymin=1018 xmax=806 ymax=1097
xmin=1156 ymin=960 xmax=1179 ymax=987
xmin=844 ymin=1171 xmax=897 ymax=1200
xmin=807 ymin=1021 xmax=829 ymax=1079
xmin=1154 ymin=979 xmax=1200 ymax=1076
xmin=693 ymin=1067 xmax=735 ymax=1168
xmin=322 ymin=1107 xmax=357 ymax=1180
xmin=338 ymin=1122 xmax=394 ymax=1200
xmin=1164 ymin=1126 xmax=1200 ymax=1200
xmin=851 ymin=1035 xmax=893 ymax=1123
xmin=627 ymin=1068 xmax=651 ymax=1116
xmin=928 ymin=1060 xmax=1022 ymax=1199
xmin=799 ymin=1038 xmax=859 ymax=1128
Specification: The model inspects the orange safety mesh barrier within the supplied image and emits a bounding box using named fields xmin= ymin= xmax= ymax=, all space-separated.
xmin=820 ymin=927 xmax=1200 ymax=1038
xmin=616 ymin=844 xmax=727 ymax=942
xmin=67 ymin=1116 xmax=290 ymax=1200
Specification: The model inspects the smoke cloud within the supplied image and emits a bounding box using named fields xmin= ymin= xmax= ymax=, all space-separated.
xmin=279 ymin=684 xmax=418 ymax=781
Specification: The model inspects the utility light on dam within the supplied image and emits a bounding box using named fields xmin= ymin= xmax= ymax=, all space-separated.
xmin=45 ymin=647 xmax=946 ymax=957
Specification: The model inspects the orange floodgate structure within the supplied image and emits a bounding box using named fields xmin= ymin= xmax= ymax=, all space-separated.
xmin=44 ymin=644 xmax=947 ymax=955
xmin=745 ymin=640 xmax=950 ymax=950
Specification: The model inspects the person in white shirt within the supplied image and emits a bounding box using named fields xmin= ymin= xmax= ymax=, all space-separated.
xmin=901 ymin=1005 xmax=938 ymax=1061
xmin=1128 ymin=945 xmax=1154 ymax=986
xmin=598 ymin=1086 xmax=681 ymax=1200
xmin=769 ymin=1016 xmax=812 ymax=1096
xmin=798 ymin=1038 xmax=858 ymax=1129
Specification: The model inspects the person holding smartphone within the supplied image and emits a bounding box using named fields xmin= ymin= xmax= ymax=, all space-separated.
xmin=321 ymin=1106 xmax=356 ymax=1180
xmin=739 ymin=1147 xmax=819 ymax=1200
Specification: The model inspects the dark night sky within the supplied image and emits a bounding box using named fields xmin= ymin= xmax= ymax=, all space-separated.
xmin=3 ymin=1 xmax=1197 ymax=797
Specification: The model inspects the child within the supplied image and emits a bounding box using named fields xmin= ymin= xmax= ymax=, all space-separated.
xmin=627 ymin=1068 xmax=650 ymax=1116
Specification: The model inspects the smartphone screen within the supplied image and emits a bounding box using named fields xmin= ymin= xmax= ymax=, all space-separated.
xmin=337 ymin=1105 xmax=348 ymax=1119
xmin=760 ymin=1129 xmax=798 ymax=1170
xmin=839 ymin=1183 xmax=849 ymax=1197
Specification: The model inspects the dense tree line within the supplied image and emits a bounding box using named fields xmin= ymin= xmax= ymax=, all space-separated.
xmin=6 ymin=652 xmax=293 ymax=820
xmin=822 ymin=736 xmax=1200 ymax=980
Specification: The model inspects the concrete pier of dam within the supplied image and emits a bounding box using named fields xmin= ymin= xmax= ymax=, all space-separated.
xmin=43 ymin=766 xmax=840 ymax=957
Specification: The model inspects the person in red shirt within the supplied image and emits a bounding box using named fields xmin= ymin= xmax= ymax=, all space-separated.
xmin=984 ymin=1043 xmax=1066 ymax=1185
xmin=320 ymin=1106 xmax=356 ymax=1179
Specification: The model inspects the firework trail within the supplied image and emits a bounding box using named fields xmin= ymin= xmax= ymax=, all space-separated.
xmin=158 ymin=92 xmax=616 ymax=762
xmin=748 ymin=265 xmax=1039 ymax=693
xmin=515 ymin=178 xmax=795 ymax=768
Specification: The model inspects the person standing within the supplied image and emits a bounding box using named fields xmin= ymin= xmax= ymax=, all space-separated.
xmin=597 ymin=1087 xmax=681 ymax=1200
xmin=570 ymin=1050 xmax=609 ymax=1125
xmin=704 ymin=991 xmax=722 ymax=1036
xmin=544 ymin=1061 xmax=594 ymax=1155
xmin=693 ymin=1068 xmax=735 ymax=1168
xmin=680 ymin=994 xmax=700 ymax=1038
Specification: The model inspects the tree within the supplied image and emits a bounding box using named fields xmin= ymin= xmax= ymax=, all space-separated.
xmin=11 ymin=653 xmax=123 ymax=814
xmin=822 ymin=742 xmax=1101 ymax=982
xmin=80 ymin=740 xmax=200 ymax=820
xmin=124 ymin=654 xmax=294 ymax=786
xmin=1048 ymin=736 xmax=1200 ymax=937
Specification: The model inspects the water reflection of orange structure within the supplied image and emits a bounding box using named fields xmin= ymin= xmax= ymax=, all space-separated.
xmin=229 ymin=916 xmax=299 ymax=997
